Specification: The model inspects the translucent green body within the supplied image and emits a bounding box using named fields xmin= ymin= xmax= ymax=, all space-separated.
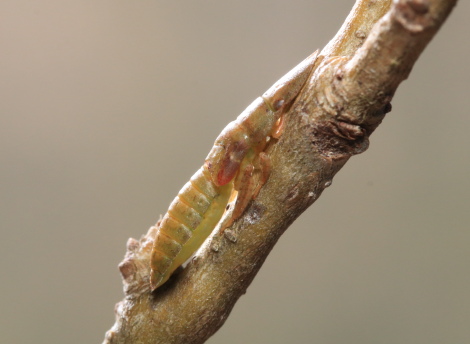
xmin=150 ymin=167 xmax=232 ymax=289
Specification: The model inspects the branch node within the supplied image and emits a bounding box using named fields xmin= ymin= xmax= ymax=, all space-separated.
xmin=355 ymin=30 xmax=367 ymax=39
xmin=394 ymin=0 xmax=432 ymax=33
xmin=224 ymin=229 xmax=238 ymax=243
xmin=210 ymin=241 xmax=220 ymax=252
xmin=406 ymin=0 xmax=430 ymax=14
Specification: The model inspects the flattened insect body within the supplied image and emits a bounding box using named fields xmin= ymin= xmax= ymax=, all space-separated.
xmin=150 ymin=50 xmax=319 ymax=291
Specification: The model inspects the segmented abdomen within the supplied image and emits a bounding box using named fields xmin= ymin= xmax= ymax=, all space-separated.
xmin=150 ymin=166 xmax=232 ymax=290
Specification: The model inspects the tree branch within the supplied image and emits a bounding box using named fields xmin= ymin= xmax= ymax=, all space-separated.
xmin=103 ymin=0 xmax=457 ymax=343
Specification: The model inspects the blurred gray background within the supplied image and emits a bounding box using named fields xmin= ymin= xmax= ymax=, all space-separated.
xmin=1 ymin=1 xmax=469 ymax=343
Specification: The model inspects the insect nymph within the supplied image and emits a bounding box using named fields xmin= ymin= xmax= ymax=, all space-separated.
xmin=150 ymin=50 xmax=319 ymax=290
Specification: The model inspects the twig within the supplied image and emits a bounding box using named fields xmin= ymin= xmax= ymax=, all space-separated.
xmin=103 ymin=0 xmax=457 ymax=343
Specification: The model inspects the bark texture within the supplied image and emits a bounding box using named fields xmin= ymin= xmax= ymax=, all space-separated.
xmin=103 ymin=0 xmax=457 ymax=343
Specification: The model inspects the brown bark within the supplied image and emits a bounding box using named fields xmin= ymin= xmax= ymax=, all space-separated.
xmin=103 ymin=0 xmax=457 ymax=343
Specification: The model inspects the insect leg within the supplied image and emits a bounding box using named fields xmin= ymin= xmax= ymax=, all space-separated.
xmin=219 ymin=149 xmax=264 ymax=231
xmin=252 ymin=152 xmax=271 ymax=199
xmin=230 ymin=150 xmax=256 ymax=223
